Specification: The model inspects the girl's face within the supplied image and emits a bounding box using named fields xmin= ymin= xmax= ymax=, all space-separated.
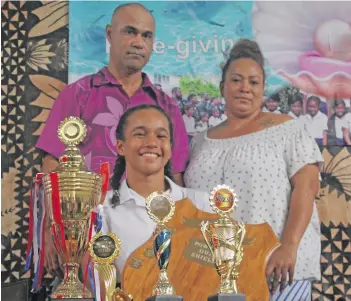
xmin=116 ymin=108 xmax=172 ymax=177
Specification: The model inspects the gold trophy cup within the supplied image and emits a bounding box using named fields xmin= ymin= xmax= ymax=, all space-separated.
xmin=200 ymin=185 xmax=246 ymax=301
xmin=42 ymin=117 xmax=102 ymax=299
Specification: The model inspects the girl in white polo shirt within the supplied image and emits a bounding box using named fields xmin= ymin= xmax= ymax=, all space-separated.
xmin=83 ymin=104 xmax=212 ymax=300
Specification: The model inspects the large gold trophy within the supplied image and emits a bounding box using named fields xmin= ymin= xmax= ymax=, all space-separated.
xmin=42 ymin=117 xmax=102 ymax=299
xmin=200 ymin=185 xmax=246 ymax=301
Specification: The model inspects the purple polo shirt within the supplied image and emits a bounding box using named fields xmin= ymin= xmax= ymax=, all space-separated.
xmin=36 ymin=67 xmax=189 ymax=174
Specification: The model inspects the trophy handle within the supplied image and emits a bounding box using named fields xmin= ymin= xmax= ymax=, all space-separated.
xmin=95 ymin=264 xmax=117 ymax=301
xmin=200 ymin=221 xmax=215 ymax=260
xmin=232 ymin=222 xmax=247 ymax=279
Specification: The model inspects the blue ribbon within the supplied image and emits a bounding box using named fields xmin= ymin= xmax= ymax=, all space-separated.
xmin=32 ymin=185 xmax=43 ymax=290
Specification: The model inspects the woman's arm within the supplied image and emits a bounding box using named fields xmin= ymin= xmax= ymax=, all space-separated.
xmin=266 ymin=163 xmax=320 ymax=293
xmin=282 ymin=164 xmax=319 ymax=246
xmin=323 ymin=130 xmax=328 ymax=146
xmin=343 ymin=127 xmax=351 ymax=145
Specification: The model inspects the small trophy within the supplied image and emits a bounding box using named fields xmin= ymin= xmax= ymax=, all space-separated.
xmin=42 ymin=117 xmax=102 ymax=300
xmin=200 ymin=185 xmax=246 ymax=301
xmin=89 ymin=232 xmax=133 ymax=301
xmin=145 ymin=192 xmax=183 ymax=301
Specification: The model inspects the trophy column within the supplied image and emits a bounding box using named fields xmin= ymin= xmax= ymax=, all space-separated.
xmin=201 ymin=185 xmax=246 ymax=301
xmin=144 ymin=192 xmax=183 ymax=301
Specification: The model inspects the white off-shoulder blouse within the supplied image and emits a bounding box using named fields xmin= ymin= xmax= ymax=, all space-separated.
xmin=184 ymin=119 xmax=323 ymax=280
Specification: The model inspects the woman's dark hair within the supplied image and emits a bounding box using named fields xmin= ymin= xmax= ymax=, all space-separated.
xmin=221 ymin=39 xmax=265 ymax=83
xmin=110 ymin=104 xmax=174 ymax=207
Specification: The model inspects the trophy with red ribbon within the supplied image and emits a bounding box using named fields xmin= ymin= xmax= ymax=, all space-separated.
xmin=40 ymin=116 xmax=108 ymax=300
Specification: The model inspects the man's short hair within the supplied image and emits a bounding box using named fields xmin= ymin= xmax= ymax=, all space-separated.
xmin=112 ymin=3 xmax=154 ymax=22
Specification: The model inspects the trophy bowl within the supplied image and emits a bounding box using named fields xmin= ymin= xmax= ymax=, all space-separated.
xmin=42 ymin=117 xmax=102 ymax=299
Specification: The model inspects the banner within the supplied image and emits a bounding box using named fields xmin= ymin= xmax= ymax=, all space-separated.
xmin=69 ymin=1 xmax=351 ymax=146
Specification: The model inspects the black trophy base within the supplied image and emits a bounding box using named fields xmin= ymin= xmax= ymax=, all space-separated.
xmin=208 ymin=293 xmax=246 ymax=301
xmin=146 ymin=296 xmax=184 ymax=301
xmin=49 ymin=298 xmax=95 ymax=301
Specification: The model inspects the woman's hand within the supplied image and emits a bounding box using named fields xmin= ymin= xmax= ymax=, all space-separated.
xmin=266 ymin=243 xmax=298 ymax=294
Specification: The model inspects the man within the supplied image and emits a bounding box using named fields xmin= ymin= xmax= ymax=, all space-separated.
xmin=37 ymin=3 xmax=188 ymax=183
xmin=38 ymin=2 xmax=189 ymax=277
xmin=171 ymin=87 xmax=184 ymax=114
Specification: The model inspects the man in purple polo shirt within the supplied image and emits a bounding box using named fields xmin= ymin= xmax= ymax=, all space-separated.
xmin=37 ymin=2 xmax=188 ymax=185
xmin=39 ymin=3 xmax=189 ymax=277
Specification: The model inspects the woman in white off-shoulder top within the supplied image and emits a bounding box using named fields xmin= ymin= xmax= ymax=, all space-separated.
xmin=184 ymin=39 xmax=323 ymax=301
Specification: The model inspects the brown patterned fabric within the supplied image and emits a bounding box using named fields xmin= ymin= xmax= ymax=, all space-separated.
xmin=1 ymin=1 xmax=350 ymax=300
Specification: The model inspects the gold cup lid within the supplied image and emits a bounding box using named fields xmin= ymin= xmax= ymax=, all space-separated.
xmin=58 ymin=117 xmax=87 ymax=147
xmin=209 ymin=184 xmax=238 ymax=217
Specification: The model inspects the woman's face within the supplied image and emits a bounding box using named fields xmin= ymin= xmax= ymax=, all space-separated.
xmin=221 ymin=58 xmax=264 ymax=118
xmin=116 ymin=108 xmax=172 ymax=177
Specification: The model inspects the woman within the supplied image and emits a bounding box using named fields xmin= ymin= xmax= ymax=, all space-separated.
xmin=184 ymin=39 xmax=323 ymax=300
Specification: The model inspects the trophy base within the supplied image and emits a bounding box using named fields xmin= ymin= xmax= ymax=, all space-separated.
xmin=208 ymin=293 xmax=246 ymax=301
xmin=146 ymin=296 xmax=184 ymax=301
xmin=49 ymin=298 xmax=95 ymax=301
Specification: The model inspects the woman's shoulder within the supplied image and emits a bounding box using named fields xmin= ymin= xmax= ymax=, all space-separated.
xmin=259 ymin=112 xmax=293 ymax=127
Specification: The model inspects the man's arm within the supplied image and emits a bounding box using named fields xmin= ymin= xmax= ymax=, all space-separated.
xmin=164 ymin=98 xmax=190 ymax=187
xmin=35 ymin=82 xmax=82 ymax=160
xmin=173 ymin=173 xmax=184 ymax=187
xmin=41 ymin=154 xmax=59 ymax=173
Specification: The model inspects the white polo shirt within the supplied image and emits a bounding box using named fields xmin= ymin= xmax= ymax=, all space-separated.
xmin=182 ymin=115 xmax=196 ymax=133
xmin=302 ymin=111 xmax=328 ymax=140
xmin=99 ymin=177 xmax=211 ymax=279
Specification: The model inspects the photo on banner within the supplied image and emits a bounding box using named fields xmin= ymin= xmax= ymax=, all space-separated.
xmin=68 ymin=1 xmax=351 ymax=146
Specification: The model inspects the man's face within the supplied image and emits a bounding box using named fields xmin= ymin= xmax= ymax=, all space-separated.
xmin=106 ymin=5 xmax=155 ymax=72
xmin=176 ymin=88 xmax=182 ymax=98
xmin=290 ymin=101 xmax=302 ymax=116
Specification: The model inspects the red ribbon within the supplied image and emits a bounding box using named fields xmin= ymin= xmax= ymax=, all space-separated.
xmin=50 ymin=172 xmax=68 ymax=261
xmin=99 ymin=162 xmax=110 ymax=204
xmin=83 ymin=211 xmax=97 ymax=293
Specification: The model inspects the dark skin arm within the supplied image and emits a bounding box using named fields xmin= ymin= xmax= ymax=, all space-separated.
xmin=266 ymin=164 xmax=320 ymax=293
xmin=173 ymin=173 xmax=184 ymax=187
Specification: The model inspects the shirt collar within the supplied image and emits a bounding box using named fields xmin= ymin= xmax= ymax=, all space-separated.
xmin=92 ymin=66 xmax=154 ymax=89
xmin=118 ymin=176 xmax=185 ymax=207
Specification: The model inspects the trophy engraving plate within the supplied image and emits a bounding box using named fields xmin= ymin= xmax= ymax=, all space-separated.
xmin=146 ymin=191 xmax=175 ymax=225
xmin=209 ymin=185 xmax=237 ymax=216
xmin=93 ymin=235 xmax=116 ymax=259
xmin=89 ymin=232 xmax=121 ymax=265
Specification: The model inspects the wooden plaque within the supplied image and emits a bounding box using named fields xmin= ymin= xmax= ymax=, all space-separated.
xmin=122 ymin=198 xmax=280 ymax=301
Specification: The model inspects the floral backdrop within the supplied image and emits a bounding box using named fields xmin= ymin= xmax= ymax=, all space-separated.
xmin=1 ymin=1 xmax=350 ymax=300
